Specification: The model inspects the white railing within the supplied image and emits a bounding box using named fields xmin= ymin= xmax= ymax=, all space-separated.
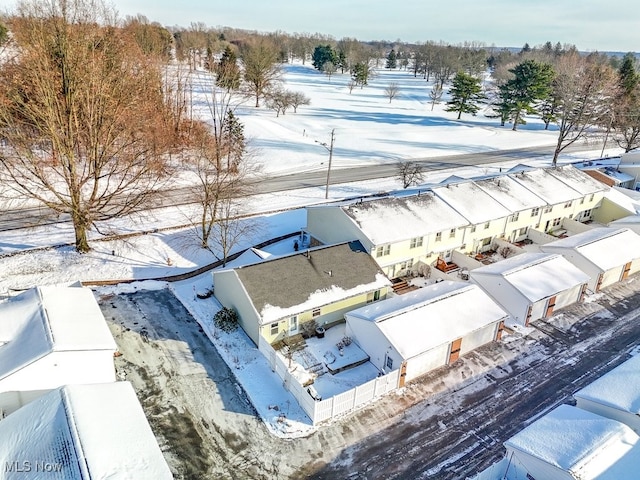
xmin=259 ymin=339 xmax=399 ymax=425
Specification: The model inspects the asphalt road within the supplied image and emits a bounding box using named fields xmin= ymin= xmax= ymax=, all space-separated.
xmin=0 ymin=141 xmax=597 ymax=233
xmin=100 ymin=275 xmax=640 ymax=480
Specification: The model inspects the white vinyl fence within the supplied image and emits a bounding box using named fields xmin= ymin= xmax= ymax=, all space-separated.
xmin=259 ymin=340 xmax=399 ymax=425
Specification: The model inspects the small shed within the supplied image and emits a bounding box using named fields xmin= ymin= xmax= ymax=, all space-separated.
xmin=469 ymin=253 xmax=589 ymax=326
xmin=503 ymin=404 xmax=640 ymax=480
xmin=541 ymin=227 xmax=640 ymax=292
xmin=0 ymin=285 xmax=117 ymax=411
xmin=574 ymin=354 xmax=640 ymax=435
xmin=344 ymin=281 xmax=508 ymax=385
xmin=0 ymin=382 xmax=173 ymax=479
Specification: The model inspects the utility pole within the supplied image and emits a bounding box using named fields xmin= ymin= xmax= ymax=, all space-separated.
xmin=316 ymin=129 xmax=335 ymax=199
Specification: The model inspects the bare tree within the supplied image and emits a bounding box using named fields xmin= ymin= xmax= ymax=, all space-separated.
xmin=323 ymin=61 xmax=337 ymax=81
xmin=290 ymin=91 xmax=310 ymax=113
xmin=396 ymin=161 xmax=425 ymax=189
xmin=550 ymin=53 xmax=619 ymax=166
xmin=186 ymin=74 xmax=259 ymax=257
xmin=384 ymin=82 xmax=400 ymax=103
xmin=266 ymin=89 xmax=309 ymax=117
xmin=429 ymin=83 xmax=443 ymax=111
xmin=0 ymin=0 xmax=182 ymax=252
xmin=241 ymin=37 xmax=282 ymax=107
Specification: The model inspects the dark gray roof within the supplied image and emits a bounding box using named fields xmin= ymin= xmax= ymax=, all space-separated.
xmin=235 ymin=241 xmax=387 ymax=314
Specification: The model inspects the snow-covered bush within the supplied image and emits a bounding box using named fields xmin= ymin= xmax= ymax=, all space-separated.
xmin=214 ymin=307 xmax=239 ymax=333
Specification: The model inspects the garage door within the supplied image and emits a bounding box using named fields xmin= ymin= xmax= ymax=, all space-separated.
xmin=405 ymin=343 xmax=449 ymax=382
xmin=461 ymin=324 xmax=498 ymax=355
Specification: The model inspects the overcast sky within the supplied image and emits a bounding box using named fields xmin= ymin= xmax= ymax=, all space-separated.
xmin=107 ymin=0 xmax=638 ymax=53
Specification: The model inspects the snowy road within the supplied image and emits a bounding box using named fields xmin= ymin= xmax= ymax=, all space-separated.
xmin=99 ymin=276 xmax=640 ymax=480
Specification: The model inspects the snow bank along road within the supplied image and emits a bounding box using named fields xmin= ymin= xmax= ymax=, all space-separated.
xmin=99 ymin=275 xmax=640 ymax=480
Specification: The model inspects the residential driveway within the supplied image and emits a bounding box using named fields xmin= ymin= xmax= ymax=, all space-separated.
xmin=99 ymin=276 xmax=640 ymax=480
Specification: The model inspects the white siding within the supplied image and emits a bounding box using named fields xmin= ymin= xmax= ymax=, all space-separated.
xmin=506 ymin=449 xmax=575 ymax=480
xmin=213 ymin=270 xmax=261 ymax=345
xmin=530 ymin=300 xmax=546 ymax=322
xmin=601 ymin=266 xmax=624 ymax=289
xmin=554 ymin=284 xmax=584 ymax=310
xmin=346 ymin=317 xmax=400 ymax=373
xmin=470 ymin=273 xmax=529 ymax=324
xmin=306 ymin=207 xmax=373 ymax=250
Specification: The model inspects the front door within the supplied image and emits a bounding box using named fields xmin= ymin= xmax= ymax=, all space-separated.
xmin=621 ymin=262 xmax=632 ymax=280
xmin=545 ymin=296 xmax=557 ymax=318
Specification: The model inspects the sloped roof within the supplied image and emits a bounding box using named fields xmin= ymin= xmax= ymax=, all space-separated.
xmin=505 ymin=404 xmax=640 ymax=480
xmin=0 ymin=382 xmax=172 ymax=479
xmin=346 ymin=281 xmax=507 ymax=359
xmin=0 ymin=286 xmax=117 ymax=382
xmin=340 ymin=194 xmax=468 ymax=245
xmin=542 ymin=228 xmax=640 ymax=270
xmin=574 ymin=354 xmax=640 ymax=415
xmin=432 ymin=181 xmax=512 ymax=224
xmin=546 ymin=164 xmax=609 ymax=196
xmin=232 ymin=241 xmax=391 ymax=323
xmin=470 ymin=253 xmax=589 ymax=301
xmin=509 ymin=167 xmax=583 ymax=204
xmin=474 ymin=175 xmax=546 ymax=212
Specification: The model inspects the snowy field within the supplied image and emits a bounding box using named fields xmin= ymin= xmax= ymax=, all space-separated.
xmin=0 ymin=61 xmax=625 ymax=442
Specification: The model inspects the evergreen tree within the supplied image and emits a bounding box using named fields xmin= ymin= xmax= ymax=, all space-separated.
xmin=351 ymin=62 xmax=371 ymax=88
xmin=618 ymin=53 xmax=639 ymax=95
xmin=312 ymin=45 xmax=337 ymax=72
xmin=221 ymin=110 xmax=245 ymax=172
xmin=386 ymin=49 xmax=397 ymax=69
xmin=497 ymin=60 xmax=554 ymax=130
xmin=216 ymin=46 xmax=241 ymax=91
xmin=444 ymin=72 xmax=486 ymax=119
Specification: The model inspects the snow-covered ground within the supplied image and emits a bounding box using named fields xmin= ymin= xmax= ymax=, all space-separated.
xmin=0 ymin=62 xmax=625 ymax=440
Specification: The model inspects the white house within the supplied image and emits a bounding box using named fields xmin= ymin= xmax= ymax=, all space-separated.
xmin=306 ymin=194 xmax=469 ymax=278
xmin=469 ymin=253 xmax=589 ymax=326
xmin=344 ymin=281 xmax=508 ymax=385
xmin=503 ymin=404 xmax=640 ymax=480
xmin=0 ymin=382 xmax=173 ymax=479
xmin=431 ymin=180 xmax=513 ymax=254
xmin=574 ymin=354 xmax=640 ymax=435
xmin=540 ymin=227 xmax=640 ymax=292
xmin=474 ymin=175 xmax=546 ymax=243
xmin=0 ymin=285 xmax=117 ymax=408
xmin=213 ymin=241 xmax=392 ymax=347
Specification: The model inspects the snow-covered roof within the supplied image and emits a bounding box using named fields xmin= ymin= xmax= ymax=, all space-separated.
xmin=474 ymin=175 xmax=546 ymax=212
xmin=432 ymin=181 xmax=512 ymax=224
xmin=546 ymin=164 xmax=609 ymax=196
xmin=543 ymin=228 xmax=640 ymax=271
xmin=230 ymin=241 xmax=392 ymax=324
xmin=0 ymin=382 xmax=172 ymax=479
xmin=346 ymin=281 xmax=507 ymax=359
xmin=470 ymin=253 xmax=589 ymax=302
xmin=574 ymin=354 xmax=640 ymax=415
xmin=610 ymin=214 xmax=640 ymax=227
xmin=341 ymin=194 xmax=468 ymax=245
xmin=606 ymin=187 xmax=640 ymax=215
xmin=0 ymin=286 xmax=117 ymax=382
xmin=509 ymin=167 xmax=584 ymax=204
xmin=504 ymin=404 xmax=640 ymax=480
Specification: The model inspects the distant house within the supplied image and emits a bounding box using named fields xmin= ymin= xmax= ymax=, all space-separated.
xmin=0 ymin=382 xmax=173 ymax=479
xmin=574 ymin=354 xmax=640 ymax=435
xmin=503 ymin=404 xmax=640 ymax=480
xmin=0 ymin=285 xmax=117 ymax=411
xmin=469 ymin=253 xmax=589 ymax=326
xmin=213 ymin=241 xmax=392 ymax=347
xmin=617 ymin=148 xmax=640 ymax=191
xmin=306 ymin=194 xmax=468 ymax=278
xmin=541 ymin=228 xmax=640 ymax=292
xmin=344 ymin=281 xmax=508 ymax=385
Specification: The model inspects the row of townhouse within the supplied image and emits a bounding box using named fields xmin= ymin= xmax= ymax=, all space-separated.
xmin=307 ymin=165 xmax=608 ymax=279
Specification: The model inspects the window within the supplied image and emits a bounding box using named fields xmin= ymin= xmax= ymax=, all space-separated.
xmin=399 ymin=259 xmax=414 ymax=271
xmin=582 ymin=209 xmax=592 ymax=218
xmin=410 ymin=236 xmax=423 ymax=248
xmin=270 ymin=322 xmax=279 ymax=336
xmin=386 ymin=355 xmax=394 ymax=370
xmin=435 ymin=232 xmax=442 ymax=242
xmin=470 ymin=225 xmax=476 ymax=233
xmin=449 ymin=228 xmax=456 ymax=238
xmin=543 ymin=205 xmax=552 ymax=213
xmin=367 ymin=289 xmax=381 ymax=303
xmin=580 ymin=196 xmax=585 ymax=204
xmin=589 ymin=194 xmax=594 ymax=202
xmin=312 ymin=307 xmax=321 ymax=318
xmin=484 ymin=221 xmax=490 ymax=230
xmin=510 ymin=212 xmax=519 ymax=222
xmin=376 ymin=244 xmax=390 ymax=257
xmin=519 ymin=227 xmax=528 ymax=236
xmin=552 ymin=217 xmax=561 ymax=227
xmin=289 ymin=316 xmax=298 ymax=333
xmin=531 ymin=207 xmax=540 ymax=217
xmin=564 ymin=201 xmax=572 ymax=208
